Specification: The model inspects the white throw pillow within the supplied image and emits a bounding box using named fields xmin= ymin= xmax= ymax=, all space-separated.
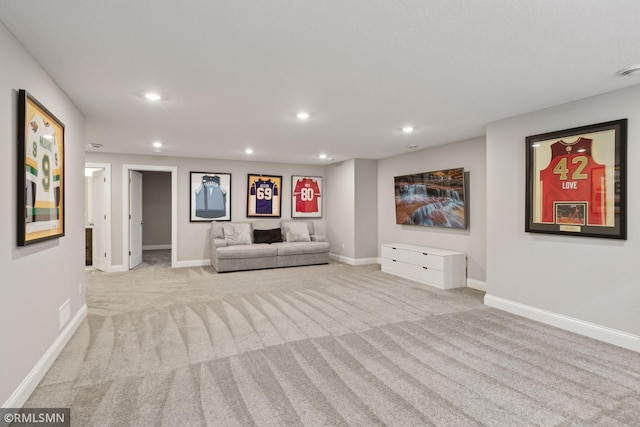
xmin=284 ymin=222 xmax=311 ymax=242
xmin=223 ymin=223 xmax=252 ymax=245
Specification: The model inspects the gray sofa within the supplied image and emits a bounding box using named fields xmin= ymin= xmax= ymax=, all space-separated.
xmin=210 ymin=220 xmax=330 ymax=272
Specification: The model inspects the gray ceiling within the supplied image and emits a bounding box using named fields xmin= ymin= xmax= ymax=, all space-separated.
xmin=1 ymin=0 xmax=639 ymax=164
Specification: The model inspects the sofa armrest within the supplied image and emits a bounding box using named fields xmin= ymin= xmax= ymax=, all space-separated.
xmin=210 ymin=238 xmax=227 ymax=270
xmin=310 ymin=235 xmax=326 ymax=242
xmin=212 ymin=238 xmax=228 ymax=249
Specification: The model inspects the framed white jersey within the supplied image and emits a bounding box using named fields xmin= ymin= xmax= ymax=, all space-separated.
xmin=18 ymin=90 xmax=65 ymax=245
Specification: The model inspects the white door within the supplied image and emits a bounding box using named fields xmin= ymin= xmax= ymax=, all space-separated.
xmin=91 ymin=169 xmax=107 ymax=271
xmin=129 ymin=170 xmax=143 ymax=269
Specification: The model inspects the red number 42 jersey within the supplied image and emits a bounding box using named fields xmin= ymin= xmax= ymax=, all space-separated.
xmin=539 ymin=138 xmax=606 ymax=225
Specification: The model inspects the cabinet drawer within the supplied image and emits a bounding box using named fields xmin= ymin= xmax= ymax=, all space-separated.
xmin=381 ymin=259 xmax=445 ymax=286
xmin=382 ymin=246 xmax=444 ymax=270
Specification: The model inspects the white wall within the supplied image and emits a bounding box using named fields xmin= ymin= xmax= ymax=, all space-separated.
xmin=486 ymin=84 xmax=640 ymax=344
xmin=378 ymin=137 xmax=487 ymax=285
xmin=326 ymin=160 xmax=356 ymax=259
xmin=85 ymin=152 xmax=326 ymax=267
xmin=354 ymin=159 xmax=379 ymax=260
xmin=0 ymin=23 xmax=86 ymax=405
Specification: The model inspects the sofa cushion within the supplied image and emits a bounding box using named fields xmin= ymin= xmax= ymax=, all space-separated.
xmin=216 ymin=244 xmax=277 ymax=260
xmin=272 ymin=241 xmax=330 ymax=256
xmin=283 ymin=222 xmax=311 ymax=242
xmin=282 ymin=220 xmax=314 ymax=236
xmin=223 ymin=223 xmax=252 ymax=245
xmin=253 ymin=228 xmax=283 ymax=244
xmin=211 ymin=221 xmax=225 ymax=239
xmin=252 ymin=220 xmax=282 ymax=231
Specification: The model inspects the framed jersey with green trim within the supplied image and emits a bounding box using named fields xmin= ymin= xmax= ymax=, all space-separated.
xmin=17 ymin=90 xmax=65 ymax=245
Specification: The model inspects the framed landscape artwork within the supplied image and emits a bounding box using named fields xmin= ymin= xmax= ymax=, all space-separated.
xmin=190 ymin=172 xmax=231 ymax=222
xmin=525 ymin=119 xmax=627 ymax=239
xmin=247 ymin=174 xmax=282 ymax=217
xmin=291 ymin=175 xmax=323 ymax=218
xmin=394 ymin=167 xmax=467 ymax=229
xmin=17 ymin=90 xmax=65 ymax=245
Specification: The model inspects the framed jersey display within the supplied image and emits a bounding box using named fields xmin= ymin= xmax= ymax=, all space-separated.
xmin=525 ymin=119 xmax=627 ymax=239
xmin=17 ymin=90 xmax=65 ymax=245
xmin=291 ymin=176 xmax=323 ymax=218
xmin=247 ymin=174 xmax=282 ymax=217
xmin=190 ymin=172 xmax=231 ymax=222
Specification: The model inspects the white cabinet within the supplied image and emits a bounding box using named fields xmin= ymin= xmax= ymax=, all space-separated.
xmin=380 ymin=243 xmax=466 ymax=290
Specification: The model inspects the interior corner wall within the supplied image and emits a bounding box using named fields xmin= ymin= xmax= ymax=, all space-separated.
xmin=354 ymin=159 xmax=379 ymax=259
xmin=142 ymin=171 xmax=171 ymax=247
xmin=0 ymin=22 xmax=86 ymax=405
xmin=486 ymin=83 xmax=640 ymax=338
xmin=325 ymin=159 xmax=356 ymax=259
xmin=377 ymin=137 xmax=487 ymax=284
xmin=84 ymin=152 xmax=325 ymax=266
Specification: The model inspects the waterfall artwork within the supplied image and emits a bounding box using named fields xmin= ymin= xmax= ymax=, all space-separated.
xmin=394 ymin=167 xmax=467 ymax=229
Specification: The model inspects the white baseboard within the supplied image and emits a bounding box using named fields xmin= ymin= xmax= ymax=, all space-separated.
xmin=142 ymin=244 xmax=171 ymax=250
xmin=174 ymin=259 xmax=211 ymax=268
xmin=107 ymin=260 xmax=210 ymax=271
xmin=329 ymin=253 xmax=378 ymax=266
xmin=353 ymin=257 xmax=378 ymax=266
xmin=484 ymin=294 xmax=640 ymax=353
xmin=467 ymin=279 xmax=486 ymax=291
xmin=3 ymin=304 xmax=88 ymax=408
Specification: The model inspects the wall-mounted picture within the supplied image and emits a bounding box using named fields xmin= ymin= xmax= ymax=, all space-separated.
xmin=292 ymin=175 xmax=323 ymax=218
xmin=17 ymin=90 xmax=65 ymax=245
xmin=394 ymin=167 xmax=466 ymax=229
xmin=190 ymin=172 xmax=231 ymax=222
xmin=525 ymin=119 xmax=627 ymax=239
xmin=247 ymin=174 xmax=282 ymax=217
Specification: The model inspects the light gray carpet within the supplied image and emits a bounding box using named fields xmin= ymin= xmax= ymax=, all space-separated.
xmin=26 ymin=255 xmax=640 ymax=426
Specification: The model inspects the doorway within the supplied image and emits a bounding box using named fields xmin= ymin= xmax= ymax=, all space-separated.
xmin=85 ymin=162 xmax=111 ymax=271
xmin=122 ymin=164 xmax=177 ymax=269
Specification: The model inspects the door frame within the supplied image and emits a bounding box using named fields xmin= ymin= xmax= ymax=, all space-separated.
xmin=122 ymin=164 xmax=178 ymax=269
xmin=128 ymin=170 xmax=144 ymax=269
xmin=85 ymin=162 xmax=112 ymax=271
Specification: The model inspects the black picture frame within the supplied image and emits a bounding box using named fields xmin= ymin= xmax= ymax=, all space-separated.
xmin=189 ymin=172 xmax=231 ymax=222
xmin=247 ymin=174 xmax=282 ymax=217
xmin=17 ymin=90 xmax=65 ymax=245
xmin=525 ymin=119 xmax=627 ymax=239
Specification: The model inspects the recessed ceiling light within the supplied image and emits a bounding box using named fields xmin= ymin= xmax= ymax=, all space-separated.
xmin=152 ymin=141 xmax=163 ymax=148
xmin=297 ymin=112 xmax=310 ymax=120
xmin=145 ymin=92 xmax=161 ymax=101
xmin=620 ymin=64 xmax=640 ymax=77
xmin=319 ymin=153 xmax=327 ymax=159
xmin=402 ymin=126 xmax=414 ymax=133
xmin=245 ymin=148 xmax=254 ymax=154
